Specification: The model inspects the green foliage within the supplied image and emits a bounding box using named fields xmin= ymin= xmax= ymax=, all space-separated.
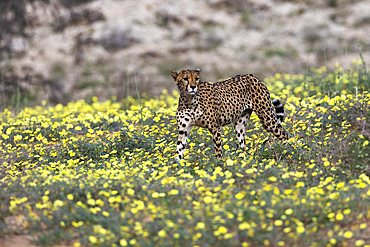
xmin=265 ymin=48 xmax=298 ymax=58
xmin=241 ymin=10 xmax=250 ymax=26
xmin=1 ymin=63 xmax=370 ymax=246
xmin=264 ymin=58 xmax=369 ymax=99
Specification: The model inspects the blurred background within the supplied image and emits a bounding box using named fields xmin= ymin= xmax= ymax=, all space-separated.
xmin=1 ymin=0 xmax=370 ymax=108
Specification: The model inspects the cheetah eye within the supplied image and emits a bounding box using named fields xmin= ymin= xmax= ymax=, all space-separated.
xmin=195 ymin=77 xmax=200 ymax=81
xmin=183 ymin=77 xmax=189 ymax=82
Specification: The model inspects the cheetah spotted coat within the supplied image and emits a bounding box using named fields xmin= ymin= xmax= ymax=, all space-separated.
xmin=170 ymin=68 xmax=289 ymax=161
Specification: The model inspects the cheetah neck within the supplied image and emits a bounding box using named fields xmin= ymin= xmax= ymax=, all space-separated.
xmin=182 ymin=92 xmax=196 ymax=108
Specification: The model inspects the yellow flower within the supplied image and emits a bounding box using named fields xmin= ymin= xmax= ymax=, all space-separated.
xmin=355 ymin=240 xmax=365 ymax=246
xmin=169 ymin=189 xmax=178 ymax=195
xmin=196 ymin=222 xmax=205 ymax=229
xmin=129 ymin=239 xmax=137 ymax=245
xmin=165 ymin=220 xmax=174 ymax=228
xmin=203 ymin=196 xmax=212 ymax=204
xmin=296 ymin=226 xmax=305 ymax=234
xmin=285 ymin=208 xmax=293 ymax=215
xmin=343 ymin=231 xmax=353 ymax=239
xmin=278 ymin=241 xmax=285 ymax=246
xmin=54 ymin=200 xmax=63 ymax=207
xmin=226 ymin=159 xmax=233 ymax=166
xmin=136 ymin=200 xmax=145 ymax=210
xmin=67 ymin=194 xmax=74 ymax=200
xmin=120 ymin=239 xmax=128 ymax=246
xmin=88 ymin=236 xmax=97 ymax=243
xmin=218 ymin=226 xmax=228 ymax=234
xmin=72 ymin=221 xmax=84 ymax=227
xmin=336 ymin=213 xmax=344 ymax=221
xmin=337 ymin=182 xmax=345 ymax=188
xmin=283 ymin=227 xmax=291 ymax=233
xmin=235 ymin=192 xmax=244 ymax=200
xmin=274 ymin=220 xmax=283 ymax=226
xmin=127 ymin=188 xmax=135 ymax=196
xmin=87 ymin=199 xmax=95 ymax=206
xmin=158 ymin=229 xmax=167 ymax=237
xmin=343 ymin=209 xmax=351 ymax=215
xmin=239 ymin=222 xmax=251 ymax=230
xmin=284 ymin=189 xmax=293 ymax=195
xmin=13 ymin=135 xmax=22 ymax=142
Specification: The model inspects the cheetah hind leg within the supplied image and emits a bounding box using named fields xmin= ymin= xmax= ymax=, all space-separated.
xmin=233 ymin=109 xmax=252 ymax=149
xmin=255 ymin=102 xmax=289 ymax=142
xmin=209 ymin=126 xmax=222 ymax=159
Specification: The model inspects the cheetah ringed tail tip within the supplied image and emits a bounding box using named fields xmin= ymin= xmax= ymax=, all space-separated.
xmin=272 ymin=99 xmax=285 ymax=123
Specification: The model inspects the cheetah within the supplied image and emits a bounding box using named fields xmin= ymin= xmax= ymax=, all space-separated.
xmin=170 ymin=68 xmax=289 ymax=161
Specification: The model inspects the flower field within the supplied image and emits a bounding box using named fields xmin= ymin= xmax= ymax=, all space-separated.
xmin=1 ymin=61 xmax=370 ymax=247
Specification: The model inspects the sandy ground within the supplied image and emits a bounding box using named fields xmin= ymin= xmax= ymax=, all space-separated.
xmin=0 ymin=235 xmax=40 ymax=247
xmin=3 ymin=0 xmax=370 ymax=105
xmin=0 ymin=235 xmax=76 ymax=247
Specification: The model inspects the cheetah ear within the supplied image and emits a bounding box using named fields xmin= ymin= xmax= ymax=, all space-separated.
xmin=170 ymin=71 xmax=178 ymax=81
xmin=194 ymin=68 xmax=201 ymax=74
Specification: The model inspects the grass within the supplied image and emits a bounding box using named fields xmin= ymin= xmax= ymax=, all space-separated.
xmin=0 ymin=59 xmax=370 ymax=247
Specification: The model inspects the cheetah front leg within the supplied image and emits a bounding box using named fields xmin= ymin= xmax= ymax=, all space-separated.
xmin=176 ymin=124 xmax=192 ymax=161
xmin=210 ymin=126 xmax=222 ymax=159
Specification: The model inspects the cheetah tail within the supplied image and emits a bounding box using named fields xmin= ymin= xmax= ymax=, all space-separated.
xmin=272 ymin=99 xmax=285 ymax=122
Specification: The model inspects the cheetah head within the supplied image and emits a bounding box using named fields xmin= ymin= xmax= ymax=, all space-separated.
xmin=170 ymin=68 xmax=201 ymax=96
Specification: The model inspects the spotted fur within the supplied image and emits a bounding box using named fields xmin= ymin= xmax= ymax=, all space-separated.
xmin=170 ymin=68 xmax=289 ymax=161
